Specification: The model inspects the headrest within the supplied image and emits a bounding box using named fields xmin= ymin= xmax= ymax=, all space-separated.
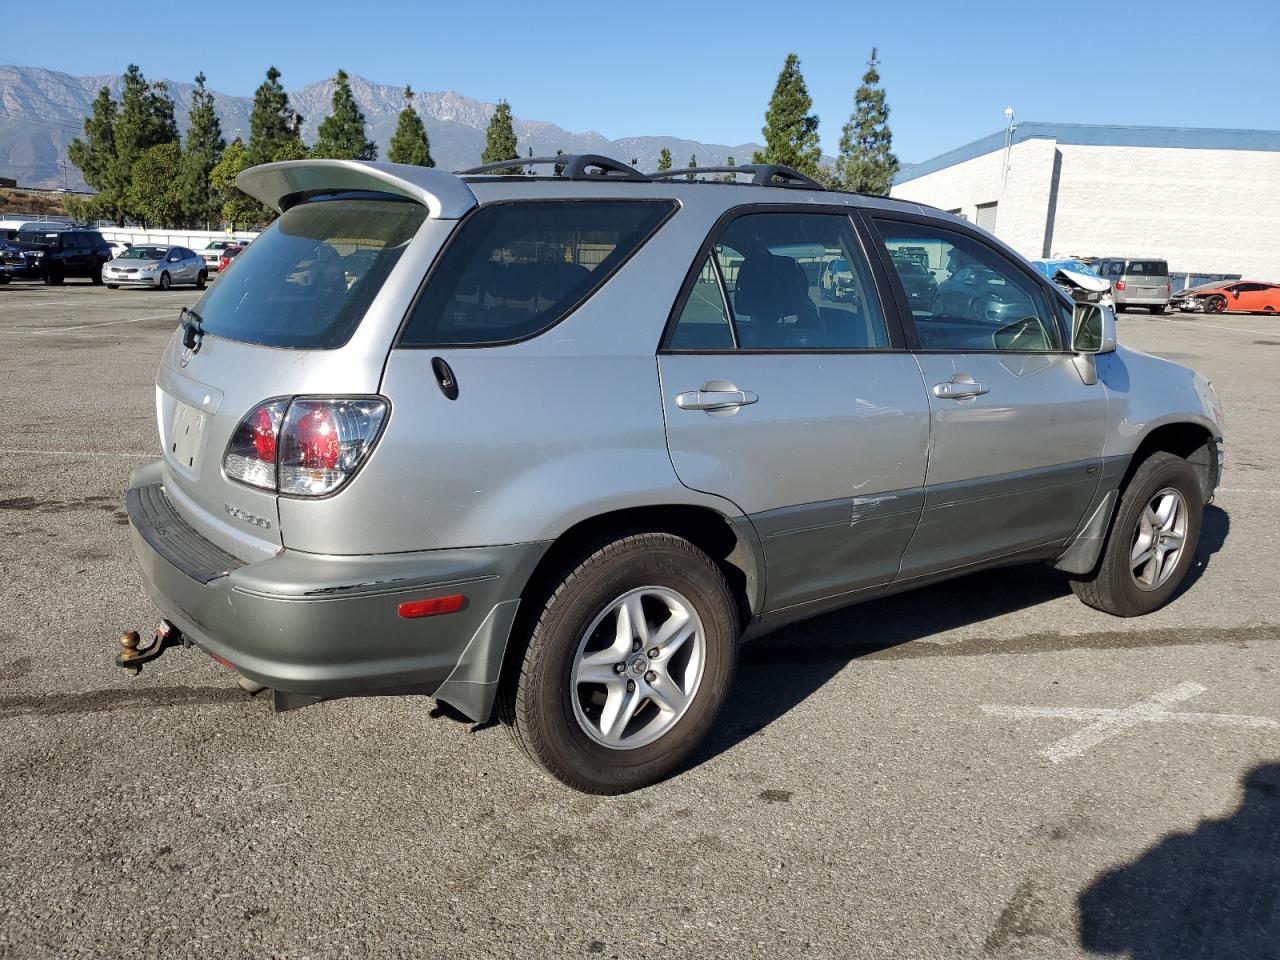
xmin=734 ymin=254 xmax=811 ymax=320
xmin=537 ymin=260 xmax=591 ymax=302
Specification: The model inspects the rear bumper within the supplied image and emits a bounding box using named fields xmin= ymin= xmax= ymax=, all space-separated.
xmin=125 ymin=462 xmax=547 ymax=720
xmin=1115 ymin=295 xmax=1169 ymax=307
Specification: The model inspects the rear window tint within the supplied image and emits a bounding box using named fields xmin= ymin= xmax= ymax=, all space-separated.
xmin=400 ymin=200 xmax=676 ymax=346
xmin=193 ymin=196 xmax=425 ymax=349
xmin=1126 ymin=260 xmax=1168 ymax=276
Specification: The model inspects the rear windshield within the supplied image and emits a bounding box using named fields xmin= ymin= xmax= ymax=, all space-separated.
xmin=1126 ymin=260 xmax=1168 ymax=276
xmin=193 ymin=196 xmax=426 ymax=349
xmin=399 ymin=200 xmax=676 ymax=346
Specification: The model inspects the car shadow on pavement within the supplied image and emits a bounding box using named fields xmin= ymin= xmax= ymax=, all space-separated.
xmin=694 ymin=503 xmax=1231 ymax=766
xmin=1076 ymin=762 xmax=1280 ymax=959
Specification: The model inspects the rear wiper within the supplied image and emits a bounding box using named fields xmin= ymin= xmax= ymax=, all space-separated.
xmin=179 ymin=307 xmax=205 ymax=349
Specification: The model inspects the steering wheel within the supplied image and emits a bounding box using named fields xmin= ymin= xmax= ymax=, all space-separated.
xmin=992 ymin=315 xmax=1049 ymax=351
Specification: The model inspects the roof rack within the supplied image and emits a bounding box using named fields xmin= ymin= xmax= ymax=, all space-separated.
xmin=644 ymin=163 xmax=826 ymax=191
xmin=455 ymin=154 xmax=650 ymax=182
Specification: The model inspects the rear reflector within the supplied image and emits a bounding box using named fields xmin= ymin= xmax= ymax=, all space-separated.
xmin=398 ymin=594 xmax=467 ymax=619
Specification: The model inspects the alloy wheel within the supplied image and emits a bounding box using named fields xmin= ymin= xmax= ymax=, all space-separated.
xmin=1130 ymin=487 xmax=1188 ymax=591
xmin=570 ymin=586 xmax=706 ymax=750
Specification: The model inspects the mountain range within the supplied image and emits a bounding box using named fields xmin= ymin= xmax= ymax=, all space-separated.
xmin=0 ymin=64 xmax=772 ymax=190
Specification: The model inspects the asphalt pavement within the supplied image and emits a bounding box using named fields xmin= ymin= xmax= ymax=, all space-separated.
xmin=0 ymin=282 xmax=1276 ymax=959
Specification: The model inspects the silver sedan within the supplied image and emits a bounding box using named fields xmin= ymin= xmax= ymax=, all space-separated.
xmin=102 ymin=245 xmax=208 ymax=290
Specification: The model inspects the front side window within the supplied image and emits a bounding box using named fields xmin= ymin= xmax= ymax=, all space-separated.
xmin=194 ymin=195 xmax=426 ymax=349
xmin=874 ymin=219 xmax=1061 ymax=352
xmin=666 ymin=211 xmax=889 ymax=351
xmin=401 ymin=200 xmax=675 ymax=347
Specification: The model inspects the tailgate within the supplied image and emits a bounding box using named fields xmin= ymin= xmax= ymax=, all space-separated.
xmin=146 ymin=165 xmax=477 ymax=562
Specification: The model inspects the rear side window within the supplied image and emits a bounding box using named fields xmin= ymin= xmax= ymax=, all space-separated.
xmin=400 ymin=200 xmax=675 ymax=346
xmin=193 ymin=196 xmax=425 ymax=349
xmin=1126 ymin=260 xmax=1168 ymax=276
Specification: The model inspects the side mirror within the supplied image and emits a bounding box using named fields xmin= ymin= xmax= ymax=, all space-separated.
xmin=1232 ymin=290 xmax=1240 ymax=298
xmin=1072 ymin=303 xmax=1116 ymax=355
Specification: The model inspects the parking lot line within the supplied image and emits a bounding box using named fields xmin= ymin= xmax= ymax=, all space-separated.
xmin=1162 ymin=316 xmax=1276 ymax=336
xmin=34 ymin=313 xmax=177 ymax=333
xmin=981 ymin=681 xmax=1278 ymax=763
xmin=0 ymin=295 xmax=166 ymax=309
xmin=0 ymin=448 xmax=155 ymax=458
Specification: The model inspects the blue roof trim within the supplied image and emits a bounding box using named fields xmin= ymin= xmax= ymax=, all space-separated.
xmin=894 ymin=122 xmax=1280 ymax=184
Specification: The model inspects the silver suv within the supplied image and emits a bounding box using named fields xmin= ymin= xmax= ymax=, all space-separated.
xmin=123 ymin=156 xmax=1225 ymax=793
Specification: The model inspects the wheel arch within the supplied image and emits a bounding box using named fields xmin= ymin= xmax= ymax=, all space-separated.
xmin=1122 ymin=421 xmax=1219 ymax=503
xmin=495 ymin=503 xmax=764 ymax=705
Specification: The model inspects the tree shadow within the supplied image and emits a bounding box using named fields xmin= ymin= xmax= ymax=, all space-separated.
xmin=694 ymin=503 xmax=1231 ymax=765
xmin=1077 ymin=762 xmax=1280 ymax=959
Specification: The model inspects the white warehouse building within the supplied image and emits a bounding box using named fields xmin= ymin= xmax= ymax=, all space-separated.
xmin=890 ymin=122 xmax=1280 ymax=282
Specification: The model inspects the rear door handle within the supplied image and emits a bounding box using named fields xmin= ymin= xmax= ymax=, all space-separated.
xmin=932 ymin=376 xmax=989 ymax=400
xmin=676 ymin=388 xmax=758 ymax=411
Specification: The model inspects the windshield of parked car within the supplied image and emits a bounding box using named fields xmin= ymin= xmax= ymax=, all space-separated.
xmin=118 ymin=246 xmax=168 ymax=261
xmin=18 ymin=232 xmax=62 ymax=248
xmin=192 ymin=195 xmax=426 ymax=349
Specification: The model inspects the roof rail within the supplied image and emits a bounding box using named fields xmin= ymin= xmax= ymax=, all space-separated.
xmin=456 ymin=154 xmax=650 ymax=182
xmin=644 ymin=163 xmax=826 ymax=191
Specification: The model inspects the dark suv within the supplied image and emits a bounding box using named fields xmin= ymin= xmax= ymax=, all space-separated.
xmin=11 ymin=227 xmax=114 ymax=284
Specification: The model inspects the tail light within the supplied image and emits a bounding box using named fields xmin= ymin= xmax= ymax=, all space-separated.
xmin=224 ymin=398 xmax=388 ymax=496
xmin=1168 ymin=279 xmax=1173 ymax=293
xmin=1114 ymin=280 xmax=1126 ymax=291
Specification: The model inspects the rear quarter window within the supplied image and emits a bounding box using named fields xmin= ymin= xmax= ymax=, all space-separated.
xmin=193 ymin=196 xmax=426 ymax=349
xmin=399 ymin=199 xmax=676 ymax=347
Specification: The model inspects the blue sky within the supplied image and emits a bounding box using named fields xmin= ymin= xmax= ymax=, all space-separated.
xmin=9 ymin=0 xmax=1276 ymax=162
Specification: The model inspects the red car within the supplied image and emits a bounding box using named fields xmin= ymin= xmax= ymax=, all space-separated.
xmin=1176 ymin=280 xmax=1280 ymax=315
xmin=217 ymin=245 xmax=246 ymax=272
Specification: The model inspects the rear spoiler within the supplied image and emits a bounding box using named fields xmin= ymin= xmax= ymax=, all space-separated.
xmin=237 ymin=159 xmax=477 ymax=219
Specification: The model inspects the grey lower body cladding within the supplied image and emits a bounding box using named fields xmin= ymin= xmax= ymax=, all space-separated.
xmin=125 ymin=463 xmax=546 ymax=720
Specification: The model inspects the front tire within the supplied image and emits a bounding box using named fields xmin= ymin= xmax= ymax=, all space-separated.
xmin=1070 ymin=452 xmax=1203 ymax=617
xmin=500 ymin=532 xmax=740 ymax=794
xmin=158 ymin=271 xmax=171 ymax=291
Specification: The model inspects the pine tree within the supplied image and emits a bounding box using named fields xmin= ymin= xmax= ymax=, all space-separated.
xmin=211 ymin=138 xmax=266 ymax=228
xmin=752 ymin=53 xmax=821 ymax=176
xmin=480 ymin=100 xmax=519 ymax=173
xmin=248 ymin=66 xmax=304 ymax=166
xmin=108 ymin=66 xmax=179 ymax=223
xmin=179 ymin=73 xmax=225 ymax=227
xmin=657 ymin=147 xmax=672 ymax=172
xmin=129 ymin=142 xmax=185 ymax=228
xmin=835 ymin=48 xmax=899 ymax=196
xmin=387 ymin=86 xmax=433 ymax=166
xmin=67 ymin=87 xmax=117 ymax=220
xmin=312 ymin=69 xmax=377 ymax=160
xmin=687 ymin=153 xmax=697 ymax=181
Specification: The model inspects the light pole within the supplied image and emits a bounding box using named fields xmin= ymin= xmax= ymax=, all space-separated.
xmin=1002 ymin=106 xmax=1016 ymax=187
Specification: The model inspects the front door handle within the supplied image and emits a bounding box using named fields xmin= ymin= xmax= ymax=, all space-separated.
xmin=932 ymin=376 xmax=989 ymax=400
xmin=676 ymin=388 xmax=758 ymax=412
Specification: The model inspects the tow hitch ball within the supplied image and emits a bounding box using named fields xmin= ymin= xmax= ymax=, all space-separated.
xmin=116 ymin=621 xmax=184 ymax=676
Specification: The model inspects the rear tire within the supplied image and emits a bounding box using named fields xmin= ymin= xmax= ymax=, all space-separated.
xmin=1114 ymin=304 xmax=1125 ymax=313
xmin=196 ymin=270 xmax=207 ymax=290
xmin=499 ymin=532 xmax=739 ymax=794
xmin=106 ymin=284 xmax=119 ymax=289
xmin=45 ymin=268 xmax=64 ymax=286
xmin=1070 ymin=452 xmax=1203 ymax=617
xmin=1147 ymin=305 xmax=1165 ymax=315
xmin=91 ymin=270 xmax=104 ymax=286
